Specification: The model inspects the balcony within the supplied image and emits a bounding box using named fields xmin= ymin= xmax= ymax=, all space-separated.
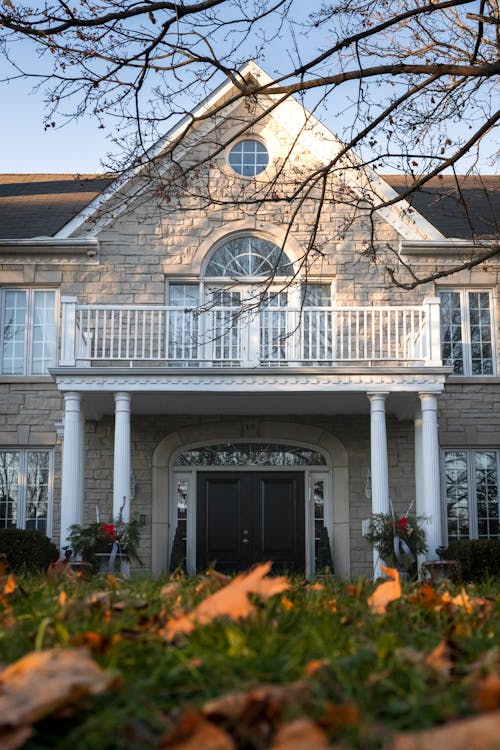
xmin=59 ymin=296 xmax=442 ymax=369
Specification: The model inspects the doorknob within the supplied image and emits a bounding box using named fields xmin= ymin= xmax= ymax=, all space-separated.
xmin=242 ymin=538 xmax=249 ymax=544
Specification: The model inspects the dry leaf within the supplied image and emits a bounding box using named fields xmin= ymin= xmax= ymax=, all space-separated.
xmin=319 ymin=702 xmax=360 ymax=735
xmin=269 ymin=719 xmax=333 ymax=749
xmin=367 ymin=567 xmax=401 ymax=614
xmin=159 ymin=709 xmax=234 ymax=750
xmin=203 ymin=681 xmax=307 ymax=725
xmin=424 ymin=640 xmax=453 ymax=675
xmin=408 ymin=583 xmax=441 ymax=609
xmin=160 ymin=581 xmax=181 ymax=598
xmin=0 ymin=648 xmax=116 ymax=729
xmin=4 ymin=574 xmax=16 ymax=596
xmin=475 ymin=673 xmax=500 ymax=712
xmin=163 ymin=562 xmax=289 ymax=640
xmin=304 ymin=658 xmax=331 ymax=677
xmin=393 ymin=709 xmax=500 ymax=750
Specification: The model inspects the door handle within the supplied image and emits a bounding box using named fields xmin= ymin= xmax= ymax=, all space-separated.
xmin=242 ymin=538 xmax=249 ymax=544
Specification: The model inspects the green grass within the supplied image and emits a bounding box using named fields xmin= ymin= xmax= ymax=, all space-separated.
xmin=2 ymin=571 xmax=500 ymax=749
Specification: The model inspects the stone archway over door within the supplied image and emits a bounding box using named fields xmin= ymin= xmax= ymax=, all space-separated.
xmin=151 ymin=422 xmax=350 ymax=578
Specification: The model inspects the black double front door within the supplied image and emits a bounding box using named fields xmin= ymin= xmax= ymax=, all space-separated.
xmin=196 ymin=471 xmax=305 ymax=573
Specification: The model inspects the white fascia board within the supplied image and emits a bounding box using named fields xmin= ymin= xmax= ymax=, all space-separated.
xmin=55 ymin=60 xmax=444 ymax=242
xmin=0 ymin=237 xmax=99 ymax=255
xmin=402 ymin=239 xmax=496 ymax=255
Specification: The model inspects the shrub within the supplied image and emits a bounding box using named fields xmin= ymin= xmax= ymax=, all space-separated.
xmin=439 ymin=538 xmax=500 ymax=581
xmin=0 ymin=528 xmax=59 ymax=573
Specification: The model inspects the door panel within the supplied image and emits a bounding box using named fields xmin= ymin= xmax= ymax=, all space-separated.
xmin=197 ymin=471 xmax=304 ymax=573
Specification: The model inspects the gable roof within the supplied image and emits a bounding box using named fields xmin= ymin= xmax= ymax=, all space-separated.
xmin=0 ymin=174 xmax=114 ymax=239
xmin=0 ymin=172 xmax=496 ymax=241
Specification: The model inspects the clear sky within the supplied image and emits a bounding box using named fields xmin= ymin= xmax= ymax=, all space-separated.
xmin=0 ymin=4 xmax=497 ymax=176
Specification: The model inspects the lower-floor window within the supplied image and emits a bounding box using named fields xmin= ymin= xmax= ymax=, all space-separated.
xmin=0 ymin=449 xmax=52 ymax=533
xmin=443 ymin=449 xmax=499 ymax=542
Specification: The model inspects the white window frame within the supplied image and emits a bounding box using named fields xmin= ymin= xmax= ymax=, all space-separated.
xmin=441 ymin=447 xmax=500 ymax=543
xmin=438 ymin=288 xmax=496 ymax=376
xmin=0 ymin=447 xmax=54 ymax=534
xmin=226 ymin=137 xmax=270 ymax=178
xmin=0 ymin=288 xmax=59 ymax=376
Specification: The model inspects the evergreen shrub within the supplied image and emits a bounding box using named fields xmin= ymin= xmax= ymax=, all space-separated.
xmin=439 ymin=538 xmax=500 ymax=581
xmin=0 ymin=528 xmax=59 ymax=572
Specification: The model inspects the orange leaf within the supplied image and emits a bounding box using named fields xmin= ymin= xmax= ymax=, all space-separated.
xmin=367 ymin=567 xmax=401 ymax=614
xmin=159 ymin=709 xmax=234 ymax=749
xmin=304 ymin=658 xmax=331 ymax=677
xmin=163 ymin=562 xmax=289 ymax=641
xmin=0 ymin=648 xmax=116 ymax=728
xmin=319 ymin=702 xmax=360 ymax=735
xmin=424 ymin=640 xmax=453 ymax=675
xmin=3 ymin=574 xmax=16 ymax=596
xmin=393 ymin=709 xmax=500 ymax=750
xmin=203 ymin=681 xmax=307 ymax=727
xmin=268 ymin=718 xmax=332 ymax=749
xmin=475 ymin=674 xmax=500 ymax=712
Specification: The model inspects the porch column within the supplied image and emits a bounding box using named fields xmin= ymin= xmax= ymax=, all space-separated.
xmin=60 ymin=392 xmax=83 ymax=555
xmin=414 ymin=410 xmax=424 ymax=518
xmin=368 ymin=392 xmax=390 ymax=578
xmin=113 ymin=392 xmax=131 ymax=522
xmin=419 ymin=392 xmax=442 ymax=560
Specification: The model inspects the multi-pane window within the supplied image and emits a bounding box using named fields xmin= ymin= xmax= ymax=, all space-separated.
xmin=228 ymin=139 xmax=269 ymax=177
xmin=439 ymin=290 xmax=494 ymax=375
xmin=167 ymin=284 xmax=199 ymax=363
xmin=0 ymin=289 xmax=57 ymax=375
xmin=0 ymin=449 xmax=52 ymax=533
xmin=443 ymin=449 xmax=499 ymax=542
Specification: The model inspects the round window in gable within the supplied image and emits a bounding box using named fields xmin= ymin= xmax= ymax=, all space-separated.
xmin=228 ymin=139 xmax=269 ymax=177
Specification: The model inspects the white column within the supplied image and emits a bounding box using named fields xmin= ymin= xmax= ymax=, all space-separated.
xmin=60 ymin=392 xmax=83 ymax=555
xmin=113 ymin=392 xmax=131 ymax=522
xmin=419 ymin=392 xmax=442 ymax=560
xmin=414 ymin=410 xmax=424 ymax=518
xmin=368 ymin=392 xmax=390 ymax=577
xmin=424 ymin=296 xmax=442 ymax=366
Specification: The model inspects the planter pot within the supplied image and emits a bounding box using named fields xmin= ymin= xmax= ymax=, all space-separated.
xmin=94 ymin=552 xmax=130 ymax=577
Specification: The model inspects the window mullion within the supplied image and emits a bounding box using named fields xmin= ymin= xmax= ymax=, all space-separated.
xmin=17 ymin=450 xmax=27 ymax=529
xmin=25 ymin=289 xmax=34 ymax=376
xmin=461 ymin=291 xmax=472 ymax=376
xmin=469 ymin=450 xmax=478 ymax=538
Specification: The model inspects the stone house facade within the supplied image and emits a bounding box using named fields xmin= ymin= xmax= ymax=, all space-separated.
xmin=0 ymin=62 xmax=498 ymax=578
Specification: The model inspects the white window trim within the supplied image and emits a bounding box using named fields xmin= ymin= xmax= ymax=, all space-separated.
xmin=438 ymin=287 xmax=497 ymax=376
xmin=0 ymin=447 xmax=54 ymax=535
xmin=0 ymin=288 xmax=59 ymax=376
xmin=225 ymin=136 xmax=271 ymax=179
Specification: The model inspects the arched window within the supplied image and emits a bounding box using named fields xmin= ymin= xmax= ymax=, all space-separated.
xmin=204 ymin=236 xmax=293 ymax=278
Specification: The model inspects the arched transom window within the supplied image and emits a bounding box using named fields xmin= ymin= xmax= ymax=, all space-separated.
xmin=204 ymin=236 xmax=293 ymax=278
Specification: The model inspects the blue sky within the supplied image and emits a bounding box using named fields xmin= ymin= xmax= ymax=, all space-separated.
xmin=0 ymin=3 xmax=496 ymax=176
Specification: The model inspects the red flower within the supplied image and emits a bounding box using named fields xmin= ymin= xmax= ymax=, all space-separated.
xmin=394 ymin=517 xmax=408 ymax=534
xmin=101 ymin=523 xmax=116 ymax=541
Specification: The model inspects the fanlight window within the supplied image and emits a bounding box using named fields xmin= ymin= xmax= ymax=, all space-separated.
xmin=204 ymin=236 xmax=293 ymax=278
xmin=173 ymin=443 xmax=327 ymax=467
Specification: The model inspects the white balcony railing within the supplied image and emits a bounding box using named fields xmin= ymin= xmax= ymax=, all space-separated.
xmin=59 ymin=296 xmax=442 ymax=368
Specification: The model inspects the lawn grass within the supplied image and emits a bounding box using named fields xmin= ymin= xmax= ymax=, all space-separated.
xmin=1 ymin=569 xmax=500 ymax=749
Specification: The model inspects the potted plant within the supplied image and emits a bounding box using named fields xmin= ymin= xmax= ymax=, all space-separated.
xmin=67 ymin=513 xmax=143 ymax=574
xmin=365 ymin=507 xmax=428 ymax=578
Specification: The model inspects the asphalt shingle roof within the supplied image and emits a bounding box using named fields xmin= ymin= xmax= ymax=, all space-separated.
xmin=0 ymin=172 xmax=497 ymax=240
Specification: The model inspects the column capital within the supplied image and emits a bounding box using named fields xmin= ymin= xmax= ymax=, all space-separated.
xmin=63 ymin=391 xmax=81 ymax=406
xmin=367 ymin=392 xmax=389 ymax=411
xmin=418 ymin=392 xmax=438 ymax=411
xmin=114 ymin=391 xmax=131 ymax=406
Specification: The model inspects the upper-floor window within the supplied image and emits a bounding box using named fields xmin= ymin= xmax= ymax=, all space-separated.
xmin=443 ymin=448 xmax=499 ymax=542
xmin=439 ymin=289 xmax=494 ymax=375
xmin=205 ymin=236 xmax=293 ymax=278
xmin=0 ymin=289 xmax=57 ymax=375
xmin=228 ymin=139 xmax=269 ymax=177
xmin=0 ymin=448 xmax=52 ymax=533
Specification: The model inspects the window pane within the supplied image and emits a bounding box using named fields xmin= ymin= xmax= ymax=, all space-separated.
xmin=302 ymin=284 xmax=331 ymax=306
xmin=475 ymin=450 xmax=499 ymax=538
xmin=444 ymin=450 xmax=469 ymax=541
xmin=0 ymin=451 xmax=19 ymax=527
xmin=25 ymin=451 xmax=50 ymax=533
xmin=170 ymin=479 xmax=187 ymax=571
xmin=468 ymin=292 xmax=493 ymax=375
xmin=439 ymin=291 xmax=463 ymax=374
xmin=32 ymin=292 xmax=56 ymax=374
xmin=168 ymin=285 xmax=199 ymax=363
xmin=205 ymin=237 xmax=293 ymax=277
xmin=174 ymin=443 xmax=326 ymax=466
xmin=313 ymin=479 xmax=333 ymax=572
xmin=2 ymin=291 xmax=26 ymax=375
xmin=228 ymin=140 xmax=269 ymax=177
